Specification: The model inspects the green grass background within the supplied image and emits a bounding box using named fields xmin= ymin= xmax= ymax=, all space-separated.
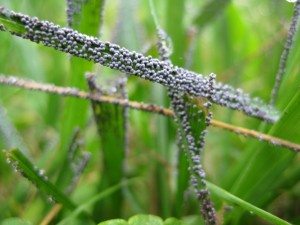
xmin=0 ymin=0 xmax=300 ymax=224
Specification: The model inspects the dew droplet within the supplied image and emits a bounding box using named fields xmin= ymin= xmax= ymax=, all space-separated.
xmin=6 ymin=158 xmax=11 ymax=164
xmin=39 ymin=169 xmax=45 ymax=177
xmin=47 ymin=196 xmax=56 ymax=204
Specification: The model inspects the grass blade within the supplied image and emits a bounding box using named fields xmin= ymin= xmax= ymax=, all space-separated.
xmin=3 ymin=148 xmax=76 ymax=210
xmin=86 ymin=73 xmax=127 ymax=220
xmin=207 ymin=182 xmax=291 ymax=225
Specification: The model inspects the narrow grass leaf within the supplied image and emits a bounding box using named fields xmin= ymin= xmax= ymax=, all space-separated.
xmin=207 ymin=182 xmax=291 ymax=225
xmin=3 ymin=148 xmax=76 ymax=210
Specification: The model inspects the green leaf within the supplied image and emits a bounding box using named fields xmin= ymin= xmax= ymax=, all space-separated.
xmin=98 ymin=215 xmax=187 ymax=225
xmin=98 ymin=219 xmax=128 ymax=225
xmin=128 ymin=214 xmax=163 ymax=225
xmin=164 ymin=217 xmax=187 ymax=225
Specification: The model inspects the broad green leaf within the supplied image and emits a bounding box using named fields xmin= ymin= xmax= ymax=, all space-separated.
xmin=98 ymin=219 xmax=128 ymax=225
xmin=97 ymin=215 xmax=187 ymax=225
xmin=128 ymin=214 xmax=163 ymax=225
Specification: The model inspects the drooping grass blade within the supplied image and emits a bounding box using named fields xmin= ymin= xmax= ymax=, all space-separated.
xmin=3 ymin=148 xmax=76 ymax=210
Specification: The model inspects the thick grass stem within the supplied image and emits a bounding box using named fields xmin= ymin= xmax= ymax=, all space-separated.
xmin=0 ymin=7 xmax=279 ymax=123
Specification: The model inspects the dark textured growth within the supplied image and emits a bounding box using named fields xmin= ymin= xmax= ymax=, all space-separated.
xmin=0 ymin=8 xmax=279 ymax=122
xmin=270 ymin=1 xmax=300 ymax=105
xmin=169 ymin=90 xmax=217 ymax=225
xmin=155 ymin=23 xmax=216 ymax=224
xmin=66 ymin=0 xmax=86 ymax=27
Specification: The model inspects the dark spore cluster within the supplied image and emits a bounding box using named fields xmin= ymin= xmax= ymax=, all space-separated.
xmin=2 ymin=9 xmax=279 ymax=123
xmin=169 ymin=89 xmax=217 ymax=225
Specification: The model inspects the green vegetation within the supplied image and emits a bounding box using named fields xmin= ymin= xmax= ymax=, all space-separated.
xmin=0 ymin=1 xmax=300 ymax=225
